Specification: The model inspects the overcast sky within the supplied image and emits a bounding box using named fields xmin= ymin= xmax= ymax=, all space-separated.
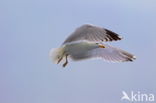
xmin=1 ymin=0 xmax=156 ymax=103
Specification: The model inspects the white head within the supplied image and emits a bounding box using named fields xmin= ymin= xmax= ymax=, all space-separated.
xmin=49 ymin=47 xmax=65 ymax=64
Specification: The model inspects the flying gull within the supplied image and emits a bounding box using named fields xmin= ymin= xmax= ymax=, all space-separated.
xmin=49 ymin=24 xmax=136 ymax=67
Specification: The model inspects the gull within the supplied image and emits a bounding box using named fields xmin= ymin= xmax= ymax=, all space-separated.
xmin=49 ymin=24 xmax=136 ymax=67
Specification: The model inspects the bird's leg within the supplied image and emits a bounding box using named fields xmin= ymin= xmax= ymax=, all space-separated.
xmin=63 ymin=54 xmax=68 ymax=67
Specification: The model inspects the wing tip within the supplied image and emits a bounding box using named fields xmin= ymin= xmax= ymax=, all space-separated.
xmin=124 ymin=55 xmax=136 ymax=62
xmin=105 ymin=29 xmax=123 ymax=41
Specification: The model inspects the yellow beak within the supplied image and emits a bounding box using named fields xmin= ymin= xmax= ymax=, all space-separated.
xmin=98 ymin=44 xmax=105 ymax=48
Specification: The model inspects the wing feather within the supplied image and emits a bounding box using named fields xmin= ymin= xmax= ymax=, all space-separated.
xmin=63 ymin=24 xmax=122 ymax=45
xmin=71 ymin=44 xmax=136 ymax=62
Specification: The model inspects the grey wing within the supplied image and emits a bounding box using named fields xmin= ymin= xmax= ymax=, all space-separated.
xmin=63 ymin=24 xmax=122 ymax=45
xmin=71 ymin=44 xmax=136 ymax=62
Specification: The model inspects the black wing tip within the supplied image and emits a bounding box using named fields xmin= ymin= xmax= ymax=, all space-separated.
xmin=105 ymin=29 xmax=123 ymax=41
xmin=125 ymin=58 xmax=133 ymax=62
xmin=124 ymin=55 xmax=136 ymax=62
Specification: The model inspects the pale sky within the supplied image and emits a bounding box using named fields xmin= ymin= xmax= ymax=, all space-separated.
xmin=1 ymin=0 xmax=156 ymax=103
